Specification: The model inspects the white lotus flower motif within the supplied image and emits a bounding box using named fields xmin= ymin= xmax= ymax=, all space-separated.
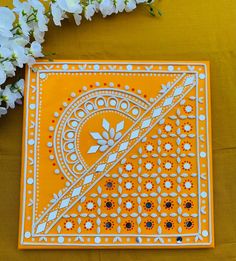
xmin=88 ymin=119 xmax=125 ymax=154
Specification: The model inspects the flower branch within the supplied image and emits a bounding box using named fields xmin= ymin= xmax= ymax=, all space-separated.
xmin=0 ymin=0 xmax=158 ymax=117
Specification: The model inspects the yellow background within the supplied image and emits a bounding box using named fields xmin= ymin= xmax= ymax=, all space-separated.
xmin=0 ymin=0 xmax=235 ymax=260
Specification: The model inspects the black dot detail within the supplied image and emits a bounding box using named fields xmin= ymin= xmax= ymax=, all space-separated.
xmin=186 ymin=221 xmax=192 ymax=228
xmin=146 ymin=202 xmax=152 ymax=209
xmin=186 ymin=202 xmax=192 ymax=208
xmin=146 ymin=221 xmax=153 ymax=228
xmin=165 ymin=202 xmax=172 ymax=208
xmin=106 ymin=182 xmax=113 ymax=188
xmin=177 ymin=236 xmax=182 ymax=242
xmin=106 ymin=202 xmax=112 ymax=208
xmin=105 ymin=222 xmax=112 ymax=228
xmin=166 ymin=222 xmax=173 ymax=228
xmin=126 ymin=222 xmax=132 ymax=229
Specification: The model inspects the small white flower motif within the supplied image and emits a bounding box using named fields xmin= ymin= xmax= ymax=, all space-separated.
xmin=88 ymin=118 xmax=125 ymax=154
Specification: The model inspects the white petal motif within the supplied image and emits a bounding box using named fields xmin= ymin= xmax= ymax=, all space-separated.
xmin=102 ymin=131 xmax=109 ymax=140
xmin=102 ymin=118 xmax=110 ymax=131
xmin=114 ymin=132 xmax=122 ymax=141
xmin=116 ymin=120 xmax=124 ymax=132
xmin=97 ymin=139 xmax=107 ymax=145
xmin=100 ymin=145 xmax=109 ymax=152
xmin=88 ymin=145 xmax=100 ymax=154
xmin=90 ymin=132 xmax=103 ymax=140
xmin=110 ymin=128 xmax=115 ymax=138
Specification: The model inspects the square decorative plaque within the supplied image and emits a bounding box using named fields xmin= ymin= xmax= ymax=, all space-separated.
xmin=19 ymin=60 xmax=214 ymax=249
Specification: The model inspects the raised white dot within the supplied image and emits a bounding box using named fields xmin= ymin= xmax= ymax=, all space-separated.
xmin=202 ymin=230 xmax=208 ymax=237
xmin=184 ymin=162 xmax=191 ymax=170
xmin=121 ymin=102 xmax=128 ymax=109
xmin=145 ymin=182 xmax=153 ymax=190
xmin=125 ymin=164 xmax=132 ymax=171
xmin=87 ymin=104 xmax=93 ymax=111
xmin=25 ymin=232 xmax=31 ymax=238
xmin=40 ymin=73 xmax=46 ymax=79
xmin=145 ymin=162 xmax=153 ymax=170
xmin=184 ymin=143 xmax=191 ymax=150
xmin=132 ymin=108 xmax=139 ymax=116
xmin=71 ymin=121 xmax=78 ymax=127
xmin=165 ymin=162 xmax=172 ymax=170
xmin=70 ymin=154 xmax=77 ymax=161
xmin=127 ymin=65 xmax=132 ymax=71
xmin=199 ymin=73 xmax=206 ymax=79
xmin=28 ymin=139 xmax=34 ymax=145
xmin=165 ymin=143 xmax=172 ymax=151
xmin=97 ymin=99 xmax=104 ymax=106
xmin=146 ymin=144 xmax=153 ymax=152
xmin=109 ymin=82 xmax=114 ymax=87
xmin=200 ymin=152 xmax=206 ymax=158
xmin=87 ymin=202 xmax=94 ymax=210
xmin=184 ymin=124 xmax=191 ymax=132
xmin=67 ymin=132 xmax=74 ymax=139
xmin=27 ymin=178 xmax=34 ymax=185
xmin=201 ymin=191 xmax=207 ymax=198
xmin=71 ymin=92 xmax=76 ymax=97
xmin=47 ymin=142 xmax=52 ymax=147
xmin=29 ymin=104 xmax=35 ymax=110
xmin=110 ymin=99 xmax=116 ymax=106
xmin=125 ymin=182 xmax=132 ymax=189
xmin=49 ymin=126 xmax=54 ymax=131
xmin=95 ymin=82 xmax=100 ymax=87
xmin=165 ymin=125 xmax=172 ymax=132
xmin=94 ymin=64 xmax=100 ymax=70
xmin=58 ymin=236 xmax=64 ymax=243
xmin=165 ymin=181 xmax=172 ymax=189
xmin=54 ymin=169 xmax=60 ymax=174
xmin=62 ymin=64 xmax=68 ymax=70
xmin=199 ymin=115 xmax=205 ymax=121
xmin=49 ymin=155 xmax=54 ymax=160
xmin=65 ymin=221 xmax=73 ymax=229
xmin=168 ymin=65 xmax=174 ymax=71
xmin=126 ymin=201 xmax=132 ymax=209
xmin=67 ymin=143 xmax=74 ymax=149
xmin=85 ymin=221 xmax=92 ymax=229
xmin=76 ymin=164 xmax=83 ymax=171
xmin=95 ymin=237 xmax=101 ymax=243
xmin=185 ymin=181 xmax=192 ymax=189
xmin=54 ymin=112 xmax=59 ymax=117
xmin=78 ymin=111 xmax=85 ymax=117
xmin=185 ymin=105 xmax=192 ymax=113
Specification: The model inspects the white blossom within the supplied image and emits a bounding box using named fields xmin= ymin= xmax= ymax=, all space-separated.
xmin=115 ymin=0 xmax=125 ymax=13
xmin=0 ymin=67 xmax=6 ymax=85
xmin=30 ymin=41 xmax=43 ymax=57
xmin=84 ymin=4 xmax=96 ymax=21
xmin=57 ymin=0 xmax=82 ymax=13
xmin=51 ymin=2 xmax=65 ymax=26
xmin=51 ymin=0 xmax=83 ymax=26
xmin=2 ymin=61 xmax=16 ymax=77
xmin=0 ymin=107 xmax=7 ymax=117
xmin=1 ymin=85 xmax=21 ymax=109
xmin=125 ymin=0 xmax=137 ymax=12
xmin=99 ymin=0 xmax=115 ymax=17
xmin=0 ymin=7 xmax=15 ymax=38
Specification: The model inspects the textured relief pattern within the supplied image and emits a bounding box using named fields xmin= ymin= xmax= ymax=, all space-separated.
xmin=19 ymin=61 xmax=213 ymax=248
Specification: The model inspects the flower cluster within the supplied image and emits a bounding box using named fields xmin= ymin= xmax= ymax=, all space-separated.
xmin=0 ymin=0 xmax=156 ymax=117
xmin=0 ymin=79 xmax=24 ymax=116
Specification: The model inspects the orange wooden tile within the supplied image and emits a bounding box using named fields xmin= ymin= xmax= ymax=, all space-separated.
xmin=18 ymin=61 xmax=214 ymax=249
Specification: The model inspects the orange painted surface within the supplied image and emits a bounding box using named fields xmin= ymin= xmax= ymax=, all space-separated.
xmin=18 ymin=60 xmax=213 ymax=249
